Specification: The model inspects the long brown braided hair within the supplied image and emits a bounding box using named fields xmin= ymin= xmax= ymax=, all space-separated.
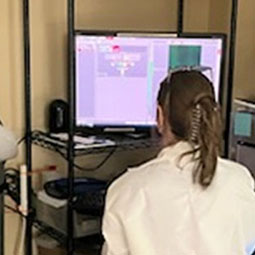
xmin=157 ymin=70 xmax=222 ymax=188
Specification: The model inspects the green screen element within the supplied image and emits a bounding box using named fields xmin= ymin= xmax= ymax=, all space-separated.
xmin=234 ymin=112 xmax=252 ymax=137
xmin=169 ymin=45 xmax=202 ymax=69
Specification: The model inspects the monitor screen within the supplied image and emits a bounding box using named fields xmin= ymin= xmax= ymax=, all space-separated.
xmin=75 ymin=33 xmax=225 ymax=130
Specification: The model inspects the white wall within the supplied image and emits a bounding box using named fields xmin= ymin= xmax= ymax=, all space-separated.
xmin=233 ymin=0 xmax=255 ymax=99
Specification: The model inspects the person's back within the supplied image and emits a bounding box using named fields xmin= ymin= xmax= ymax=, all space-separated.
xmin=103 ymin=142 xmax=255 ymax=255
xmin=102 ymin=70 xmax=255 ymax=255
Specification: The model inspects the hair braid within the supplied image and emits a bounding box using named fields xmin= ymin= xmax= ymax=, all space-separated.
xmin=191 ymin=95 xmax=221 ymax=187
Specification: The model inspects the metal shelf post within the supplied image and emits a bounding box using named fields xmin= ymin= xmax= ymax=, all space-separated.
xmin=23 ymin=0 xmax=33 ymax=254
xmin=225 ymin=0 xmax=239 ymax=156
xmin=21 ymin=0 xmax=240 ymax=254
xmin=177 ymin=0 xmax=184 ymax=35
xmin=67 ymin=0 xmax=75 ymax=254
xmin=0 ymin=163 xmax=4 ymax=255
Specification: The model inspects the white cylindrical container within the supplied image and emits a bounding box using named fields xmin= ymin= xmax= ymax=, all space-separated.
xmin=20 ymin=164 xmax=28 ymax=216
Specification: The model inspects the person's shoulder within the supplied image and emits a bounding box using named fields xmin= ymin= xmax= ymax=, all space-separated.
xmin=126 ymin=154 xmax=175 ymax=185
xmin=106 ymin=156 xmax=170 ymax=202
xmin=218 ymin=157 xmax=254 ymax=188
xmin=109 ymin=157 xmax=162 ymax=189
xmin=104 ymin=168 xmax=144 ymax=213
xmin=130 ymin=155 xmax=169 ymax=173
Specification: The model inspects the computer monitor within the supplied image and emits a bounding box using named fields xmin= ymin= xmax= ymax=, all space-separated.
xmin=75 ymin=32 xmax=225 ymax=132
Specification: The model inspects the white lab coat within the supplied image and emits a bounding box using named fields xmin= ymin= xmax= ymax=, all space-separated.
xmin=102 ymin=141 xmax=255 ymax=255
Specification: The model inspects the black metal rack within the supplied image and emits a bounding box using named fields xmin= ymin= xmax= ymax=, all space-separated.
xmin=0 ymin=163 xmax=4 ymax=255
xmin=224 ymin=0 xmax=239 ymax=155
xmin=22 ymin=0 xmax=240 ymax=254
xmin=31 ymin=131 xmax=160 ymax=157
xmin=23 ymin=0 xmax=33 ymax=254
xmin=67 ymin=1 xmax=75 ymax=253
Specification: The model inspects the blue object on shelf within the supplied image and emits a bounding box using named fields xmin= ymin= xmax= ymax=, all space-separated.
xmin=44 ymin=178 xmax=108 ymax=216
xmin=44 ymin=178 xmax=107 ymax=199
xmin=234 ymin=112 xmax=252 ymax=137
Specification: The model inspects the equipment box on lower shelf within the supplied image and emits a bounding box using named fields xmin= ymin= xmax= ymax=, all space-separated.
xmin=36 ymin=194 xmax=101 ymax=238
xmin=229 ymin=99 xmax=255 ymax=178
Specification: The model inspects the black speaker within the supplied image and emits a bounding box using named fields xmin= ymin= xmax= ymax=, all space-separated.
xmin=49 ymin=99 xmax=69 ymax=133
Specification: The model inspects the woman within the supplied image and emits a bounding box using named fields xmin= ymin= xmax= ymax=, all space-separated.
xmin=102 ymin=70 xmax=255 ymax=255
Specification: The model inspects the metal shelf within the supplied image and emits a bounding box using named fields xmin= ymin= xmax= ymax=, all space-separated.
xmin=31 ymin=131 xmax=160 ymax=157
xmin=33 ymin=219 xmax=67 ymax=245
xmin=21 ymin=0 xmax=239 ymax=254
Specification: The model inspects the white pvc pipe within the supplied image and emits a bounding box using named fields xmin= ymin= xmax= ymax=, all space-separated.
xmin=20 ymin=164 xmax=28 ymax=216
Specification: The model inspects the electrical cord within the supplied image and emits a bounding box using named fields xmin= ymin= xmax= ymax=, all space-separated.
xmin=75 ymin=146 xmax=116 ymax=171
xmin=4 ymin=204 xmax=64 ymax=245
xmin=17 ymin=136 xmax=26 ymax=145
xmin=4 ymin=204 xmax=23 ymax=216
xmin=4 ymin=167 xmax=20 ymax=204
xmin=4 ymin=167 xmax=19 ymax=173
xmin=17 ymin=129 xmax=37 ymax=145
xmin=55 ymin=145 xmax=117 ymax=171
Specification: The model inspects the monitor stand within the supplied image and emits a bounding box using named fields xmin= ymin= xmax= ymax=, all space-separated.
xmin=124 ymin=133 xmax=149 ymax=139
xmin=103 ymin=127 xmax=136 ymax=133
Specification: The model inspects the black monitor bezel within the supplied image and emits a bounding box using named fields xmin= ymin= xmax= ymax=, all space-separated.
xmin=73 ymin=30 xmax=227 ymax=134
